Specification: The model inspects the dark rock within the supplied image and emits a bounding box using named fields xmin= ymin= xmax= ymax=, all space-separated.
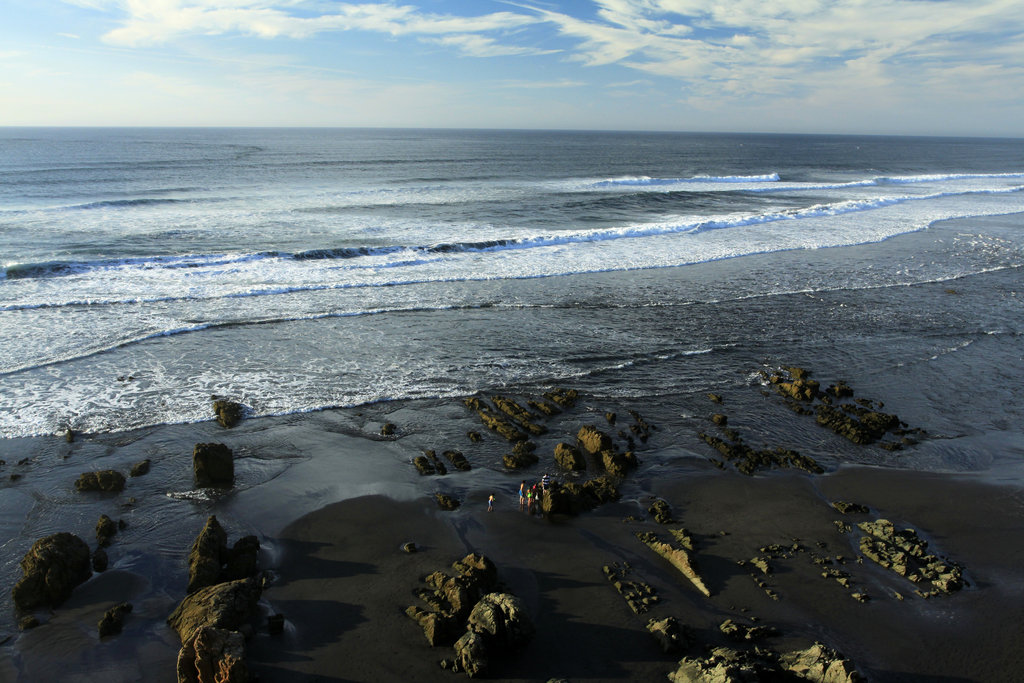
xmin=600 ymin=449 xmax=637 ymax=477
xmin=669 ymin=646 xmax=777 ymax=682
xmin=129 ymin=459 xmax=151 ymax=477
xmin=188 ymin=516 xmax=228 ymax=594
xmin=720 ymin=618 xmax=778 ymax=642
xmin=75 ymin=470 xmax=126 ymax=493
xmin=780 ymin=642 xmax=865 ymax=682
xmin=98 ymin=602 xmax=133 ymax=638
xmin=491 ymin=396 xmax=546 ymax=436
xmin=413 ymin=455 xmax=435 ymax=476
xmin=453 ymin=630 xmax=489 ymax=677
xmin=176 ymin=626 xmax=249 ymax=683
xmin=223 ymin=535 xmax=260 ymax=582
xmin=212 ymin=399 xmax=245 ymax=429
xmin=707 ymin=393 xmax=723 ymax=404
xmin=19 ymin=615 xmax=40 ymax=631
xmin=96 ymin=514 xmax=118 ymax=547
xmin=647 ymin=616 xmax=692 ymax=654
xmin=167 ymin=576 xmax=262 ymax=644
xmin=193 ymin=443 xmax=234 ymax=488
xmin=502 ymin=441 xmax=539 ymax=470
xmin=467 ymin=431 xmax=483 ymax=442
xmin=544 ymin=388 xmax=578 ymax=407
xmin=435 ymin=493 xmax=460 ymax=511
xmin=65 ymin=428 xmax=75 ymax=443
xmin=605 ymin=412 xmax=617 ymax=425
xmin=267 ymin=613 xmax=285 ymax=635
xmin=428 ymin=451 xmax=448 ymax=475
xmin=12 ymin=532 xmax=92 ymax=611
xmin=444 ymin=450 xmax=471 ymax=472
xmin=92 ymin=548 xmax=109 ymax=573
xmin=553 ymin=442 xmax=586 ymax=471
xmin=405 ymin=606 xmax=461 ymax=646
xmin=832 ymin=501 xmax=869 ymax=515
xmin=403 ymin=542 xmax=418 ymax=553
xmin=648 ymin=499 xmax=674 ymax=524
xmin=711 ymin=413 xmax=728 ymax=426
xmin=380 ymin=422 xmax=396 ymax=436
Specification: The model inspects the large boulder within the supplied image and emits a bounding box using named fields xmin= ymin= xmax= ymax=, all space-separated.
xmin=193 ymin=443 xmax=234 ymax=488
xmin=188 ymin=516 xmax=228 ymax=594
xmin=176 ymin=626 xmax=249 ymax=683
xmin=167 ymin=577 xmax=262 ymax=645
xmin=453 ymin=630 xmax=490 ymax=678
xmin=12 ymin=533 xmax=92 ymax=611
xmin=466 ymin=592 xmax=534 ymax=651
xmin=553 ymin=442 xmax=586 ymax=470
xmin=75 ymin=470 xmax=126 ymax=493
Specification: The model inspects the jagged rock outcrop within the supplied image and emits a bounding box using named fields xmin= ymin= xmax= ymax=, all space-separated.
xmin=167 ymin=576 xmax=262 ymax=644
xmin=129 ymin=459 xmax=151 ymax=477
xmin=648 ymin=499 xmax=674 ymax=524
xmin=435 ymin=493 xmax=460 ymax=511
xmin=577 ymin=425 xmax=613 ymax=455
xmin=857 ymin=519 xmax=963 ymax=596
xmin=188 ymin=516 xmax=229 ymax=594
xmin=193 ymin=443 xmax=234 ymax=488
xmin=780 ymin=642 xmax=865 ymax=682
xmin=669 ymin=642 xmax=863 ymax=683
xmin=636 ymin=531 xmax=710 ymax=597
xmin=75 ymin=470 xmax=126 ymax=492
xmin=12 ymin=532 xmax=92 ymax=611
xmin=176 ymin=626 xmax=250 ymax=683
xmin=502 ymin=441 xmax=539 ymax=470
xmin=647 ymin=616 xmax=692 ymax=654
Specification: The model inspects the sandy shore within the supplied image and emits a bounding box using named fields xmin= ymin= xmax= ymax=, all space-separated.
xmin=4 ymin=391 xmax=1024 ymax=683
xmin=245 ymin=464 xmax=1024 ymax=682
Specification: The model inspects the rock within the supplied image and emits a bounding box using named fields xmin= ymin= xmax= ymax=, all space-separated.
xmin=452 ymin=553 xmax=499 ymax=591
xmin=502 ymin=441 xmax=539 ymax=469
xmin=380 ymin=422 xmax=396 ymax=436
xmin=92 ymin=548 xmax=109 ymax=573
xmin=605 ymin=411 xmax=617 ymax=425
xmin=543 ymin=388 xmax=578 ymax=407
xmin=403 ymin=542 xmax=418 ymax=553
xmin=267 ymin=613 xmax=285 ymax=635
xmin=405 ymin=606 xmax=461 ymax=646
xmin=707 ymin=393 xmax=723 ymax=404
xmin=176 ymin=626 xmax=249 ymax=683
xmin=577 ymin=425 xmax=613 ymax=455
xmin=453 ymin=630 xmax=489 ymax=678
xmin=600 ymin=449 xmax=637 ymax=477
xmin=554 ymin=442 xmax=586 ymax=470
xmin=668 ymin=646 xmax=777 ymax=683
xmin=444 ymin=449 xmax=471 ymax=471
xmin=780 ymin=642 xmax=865 ymax=682
xmin=711 ymin=413 xmax=728 ymax=426
xmin=98 ymin=602 xmax=133 ymax=638
xmin=646 ymin=616 xmax=691 ymax=654
xmin=193 ymin=443 xmax=234 ymax=488
xmin=223 ymin=535 xmax=260 ymax=582
xmin=636 ymin=531 xmax=710 ymax=597
xmin=720 ymin=618 xmax=777 ymax=642
xmin=12 ymin=532 xmax=92 ymax=611
xmin=188 ymin=516 xmax=228 ymax=594
xmin=413 ymin=455 xmax=435 ymax=475
xmin=491 ymin=396 xmax=547 ymax=436
xmin=167 ymin=576 xmax=263 ymax=644
xmin=467 ymin=592 xmax=534 ymax=651
xmin=832 ymin=501 xmax=869 ymax=515
xmin=129 ymin=459 xmax=151 ymax=477
xmin=435 ymin=493 xmax=460 ymax=511
xmin=19 ymin=615 xmax=40 ymax=631
xmin=648 ymin=498 xmax=674 ymax=524
xmin=96 ymin=514 xmax=118 ymax=547
xmin=467 ymin=431 xmax=483 ymax=442
xmin=75 ymin=470 xmax=126 ymax=493
xmin=212 ymin=399 xmax=245 ymax=429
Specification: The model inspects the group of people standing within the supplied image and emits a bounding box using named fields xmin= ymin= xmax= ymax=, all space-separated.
xmin=519 ymin=473 xmax=552 ymax=513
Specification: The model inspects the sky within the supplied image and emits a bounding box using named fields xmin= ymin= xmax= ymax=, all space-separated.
xmin=1 ymin=0 xmax=1023 ymax=136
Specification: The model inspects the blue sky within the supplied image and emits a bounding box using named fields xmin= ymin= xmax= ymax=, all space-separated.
xmin=2 ymin=0 xmax=1022 ymax=136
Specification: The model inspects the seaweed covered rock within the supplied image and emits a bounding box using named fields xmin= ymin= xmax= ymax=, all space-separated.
xmin=577 ymin=425 xmax=613 ymax=455
xmin=96 ymin=514 xmax=119 ymax=547
xmin=12 ymin=532 xmax=92 ymax=611
xmin=435 ymin=493 xmax=461 ymax=511
xmin=193 ymin=443 xmax=234 ymax=488
xmin=75 ymin=470 xmax=126 ymax=493
xmin=212 ymin=398 xmax=245 ymax=429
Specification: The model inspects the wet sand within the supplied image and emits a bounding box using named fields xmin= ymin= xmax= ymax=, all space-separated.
xmin=246 ymin=464 xmax=1024 ymax=682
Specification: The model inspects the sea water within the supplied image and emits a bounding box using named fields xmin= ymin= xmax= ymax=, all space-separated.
xmin=1 ymin=128 xmax=1023 ymax=446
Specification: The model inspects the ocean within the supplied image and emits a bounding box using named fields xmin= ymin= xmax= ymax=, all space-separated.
xmin=2 ymin=128 xmax=1024 ymax=446
xmin=3 ymin=128 xmax=1024 ymax=681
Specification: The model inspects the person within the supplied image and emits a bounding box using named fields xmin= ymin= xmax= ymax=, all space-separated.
xmin=525 ymin=487 xmax=533 ymax=513
xmin=541 ymin=473 xmax=550 ymax=490
xmin=488 ymin=494 xmax=494 ymax=512
xmin=519 ymin=481 xmax=526 ymax=509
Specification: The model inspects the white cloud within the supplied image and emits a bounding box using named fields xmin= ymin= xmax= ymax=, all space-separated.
xmin=424 ymin=34 xmax=559 ymax=58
